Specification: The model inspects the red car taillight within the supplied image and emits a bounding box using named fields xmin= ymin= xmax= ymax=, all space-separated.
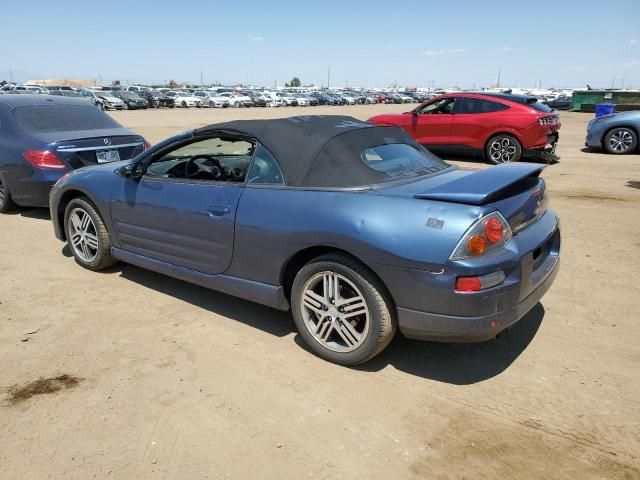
xmin=144 ymin=140 xmax=152 ymax=150
xmin=22 ymin=150 xmax=67 ymax=170
xmin=538 ymin=116 xmax=559 ymax=126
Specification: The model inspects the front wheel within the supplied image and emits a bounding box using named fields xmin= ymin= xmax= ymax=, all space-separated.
xmin=291 ymin=253 xmax=396 ymax=365
xmin=0 ymin=175 xmax=17 ymax=213
xmin=603 ymin=127 xmax=638 ymax=154
xmin=485 ymin=134 xmax=522 ymax=164
xmin=64 ymin=197 xmax=117 ymax=271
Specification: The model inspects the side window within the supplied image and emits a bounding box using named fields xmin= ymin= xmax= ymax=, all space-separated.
xmin=248 ymin=144 xmax=284 ymax=185
xmin=457 ymin=98 xmax=509 ymax=114
xmin=145 ymin=136 xmax=255 ymax=183
xmin=418 ymin=98 xmax=456 ymax=114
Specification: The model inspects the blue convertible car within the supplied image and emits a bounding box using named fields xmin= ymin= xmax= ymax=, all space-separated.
xmin=50 ymin=116 xmax=560 ymax=365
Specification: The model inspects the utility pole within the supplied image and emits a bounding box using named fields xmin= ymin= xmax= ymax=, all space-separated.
xmin=327 ymin=66 xmax=330 ymax=90
xmin=611 ymin=76 xmax=616 ymax=89
xmin=497 ymin=68 xmax=501 ymax=88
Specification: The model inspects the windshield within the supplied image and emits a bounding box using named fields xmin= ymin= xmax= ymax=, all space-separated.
xmin=14 ymin=105 xmax=121 ymax=133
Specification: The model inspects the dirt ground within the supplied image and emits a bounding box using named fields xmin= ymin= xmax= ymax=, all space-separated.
xmin=1 ymin=105 xmax=639 ymax=480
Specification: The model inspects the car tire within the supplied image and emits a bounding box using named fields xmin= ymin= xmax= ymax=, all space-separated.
xmin=0 ymin=175 xmax=17 ymax=213
xmin=123 ymin=103 xmax=129 ymax=110
xmin=209 ymin=101 xmax=215 ymax=108
xmin=603 ymin=127 xmax=638 ymax=154
xmin=181 ymin=101 xmax=187 ymax=108
xmin=485 ymin=134 xmax=522 ymax=164
xmin=291 ymin=253 xmax=396 ymax=365
xmin=64 ymin=197 xmax=117 ymax=271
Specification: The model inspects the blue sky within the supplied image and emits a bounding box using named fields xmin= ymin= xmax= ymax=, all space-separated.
xmin=1 ymin=0 xmax=638 ymax=89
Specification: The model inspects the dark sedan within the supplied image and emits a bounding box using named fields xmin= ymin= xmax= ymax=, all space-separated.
xmin=136 ymin=90 xmax=159 ymax=108
xmin=0 ymin=95 xmax=147 ymax=212
xmin=49 ymin=115 xmax=560 ymax=365
xmin=111 ymin=90 xmax=148 ymax=110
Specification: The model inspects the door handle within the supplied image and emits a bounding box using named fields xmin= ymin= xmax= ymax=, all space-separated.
xmin=208 ymin=204 xmax=231 ymax=217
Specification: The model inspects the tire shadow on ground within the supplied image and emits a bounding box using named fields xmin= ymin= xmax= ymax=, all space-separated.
xmin=112 ymin=262 xmax=296 ymax=338
xmin=68 ymin=251 xmax=544 ymax=383
xmin=351 ymin=303 xmax=545 ymax=385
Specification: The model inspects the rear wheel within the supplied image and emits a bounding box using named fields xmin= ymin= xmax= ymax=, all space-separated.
xmin=603 ymin=127 xmax=638 ymax=154
xmin=291 ymin=253 xmax=396 ymax=365
xmin=486 ymin=134 xmax=522 ymax=164
xmin=64 ymin=197 xmax=117 ymax=271
xmin=0 ymin=175 xmax=17 ymax=213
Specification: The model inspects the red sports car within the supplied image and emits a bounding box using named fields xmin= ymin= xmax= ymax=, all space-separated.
xmin=369 ymin=93 xmax=560 ymax=164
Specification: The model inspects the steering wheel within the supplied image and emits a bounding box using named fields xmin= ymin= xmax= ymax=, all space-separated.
xmin=184 ymin=155 xmax=225 ymax=180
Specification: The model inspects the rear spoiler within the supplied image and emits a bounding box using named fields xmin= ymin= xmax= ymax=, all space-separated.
xmin=414 ymin=163 xmax=545 ymax=205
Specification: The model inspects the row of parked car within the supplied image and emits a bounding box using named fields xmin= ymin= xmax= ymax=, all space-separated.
xmin=0 ymin=82 xmax=435 ymax=110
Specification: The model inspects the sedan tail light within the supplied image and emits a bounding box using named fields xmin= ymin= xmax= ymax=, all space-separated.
xmin=450 ymin=212 xmax=512 ymax=260
xmin=23 ymin=150 xmax=68 ymax=170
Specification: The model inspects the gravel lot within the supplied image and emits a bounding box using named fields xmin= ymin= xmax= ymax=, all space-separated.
xmin=1 ymin=106 xmax=639 ymax=479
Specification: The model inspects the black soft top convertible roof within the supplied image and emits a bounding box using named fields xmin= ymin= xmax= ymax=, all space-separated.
xmin=195 ymin=115 xmax=446 ymax=187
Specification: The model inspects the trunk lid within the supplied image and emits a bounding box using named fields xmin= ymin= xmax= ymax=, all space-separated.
xmin=52 ymin=131 xmax=145 ymax=169
xmin=379 ymin=163 xmax=548 ymax=234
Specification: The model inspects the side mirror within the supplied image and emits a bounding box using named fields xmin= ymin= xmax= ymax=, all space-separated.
xmin=116 ymin=161 xmax=145 ymax=180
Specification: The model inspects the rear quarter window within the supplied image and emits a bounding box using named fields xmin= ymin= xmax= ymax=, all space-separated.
xmin=361 ymin=143 xmax=446 ymax=177
xmin=14 ymin=105 xmax=120 ymax=133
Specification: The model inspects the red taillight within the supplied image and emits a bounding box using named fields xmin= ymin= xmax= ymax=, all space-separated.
xmin=22 ymin=150 xmax=67 ymax=170
xmin=455 ymin=277 xmax=482 ymax=292
xmin=484 ymin=217 xmax=504 ymax=244
xmin=538 ymin=116 xmax=558 ymax=126
xmin=144 ymin=140 xmax=152 ymax=150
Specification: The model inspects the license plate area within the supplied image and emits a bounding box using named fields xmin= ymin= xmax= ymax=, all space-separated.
xmin=96 ymin=149 xmax=120 ymax=163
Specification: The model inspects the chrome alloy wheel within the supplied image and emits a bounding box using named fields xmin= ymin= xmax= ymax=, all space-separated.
xmin=300 ymin=271 xmax=370 ymax=353
xmin=489 ymin=137 xmax=518 ymax=163
xmin=608 ymin=129 xmax=634 ymax=153
xmin=68 ymin=208 xmax=99 ymax=263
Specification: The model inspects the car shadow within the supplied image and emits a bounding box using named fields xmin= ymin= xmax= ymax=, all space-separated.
xmin=626 ymin=180 xmax=640 ymax=189
xmin=358 ymin=303 xmax=545 ymax=384
xmin=299 ymin=303 xmax=545 ymax=385
xmin=580 ymin=147 xmax=599 ymax=154
xmin=60 ymin=245 xmax=543 ymax=383
xmin=5 ymin=207 xmax=51 ymax=220
xmin=110 ymin=262 xmax=296 ymax=338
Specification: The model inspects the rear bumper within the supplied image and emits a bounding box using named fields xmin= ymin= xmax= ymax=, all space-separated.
xmin=372 ymin=209 xmax=560 ymax=343
xmin=8 ymin=169 xmax=67 ymax=207
xmin=525 ymin=132 xmax=559 ymax=161
xmin=398 ymin=254 xmax=559 ymax=342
